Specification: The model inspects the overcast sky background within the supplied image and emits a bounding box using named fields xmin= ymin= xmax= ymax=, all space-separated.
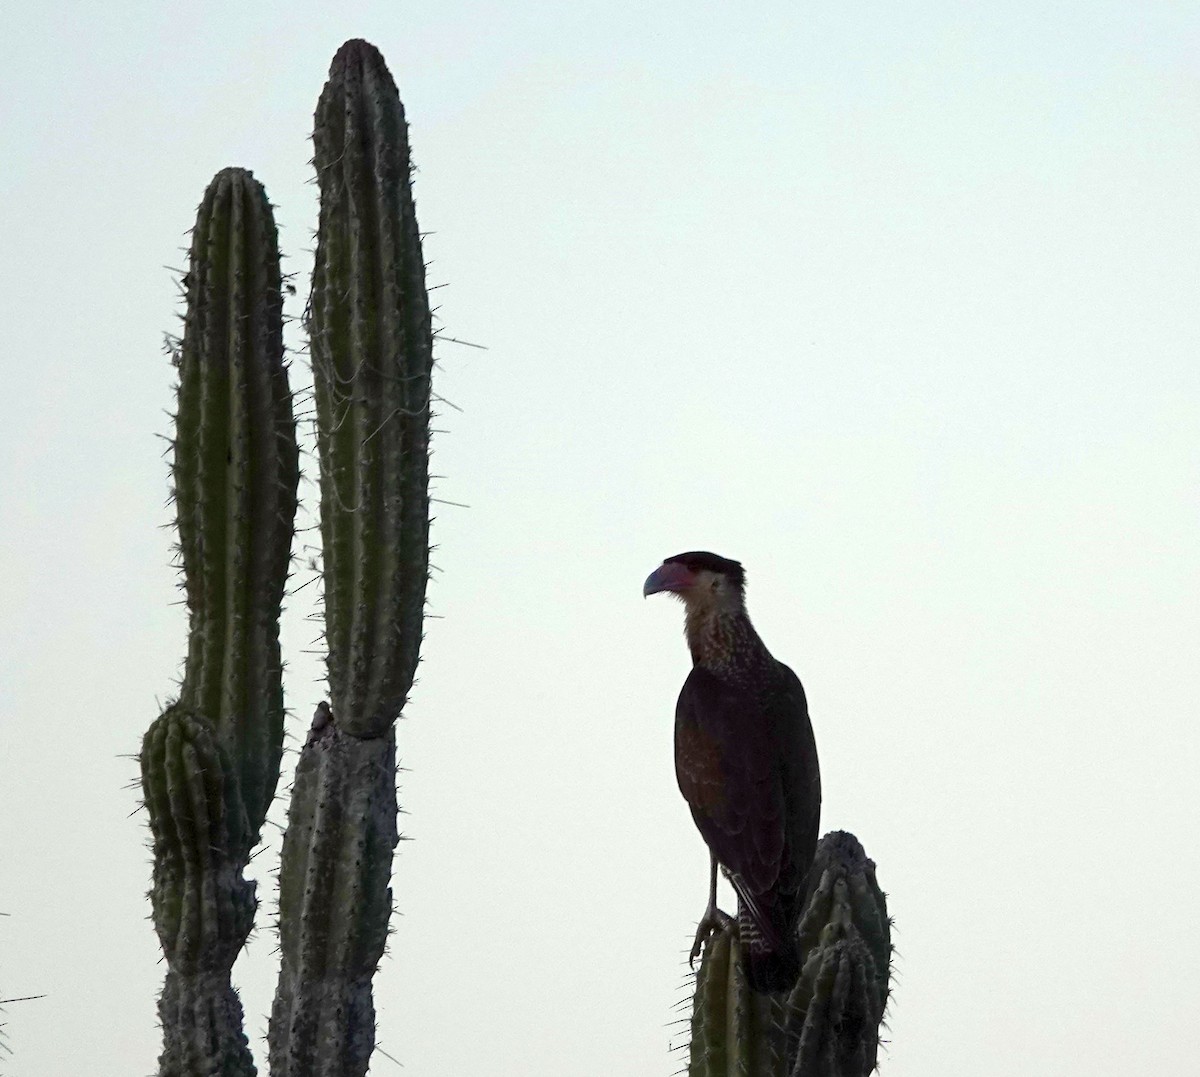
xmin=2 ymin=3 xmax=1198 ymax=1074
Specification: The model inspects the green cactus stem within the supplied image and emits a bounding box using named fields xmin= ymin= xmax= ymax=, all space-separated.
xmin=688 ymin=927 xmax=791 ymax=1077
xmin=268 ymin=711 xmax=399 ymax=1075
xmin=308 ymin=37 xmax=433 ymax=740
xmin=142 ymin=707 xmax=256 ymax=1076
xmin=789 ymin=934 xmax=883 ymax=1077
xmin=172 ymin=165 xmax=299 ymax=842
xmin=787 ymin=831 xmax=891 ymax=1077
xmin=795 ymin=831 xmax=891 ymax=1010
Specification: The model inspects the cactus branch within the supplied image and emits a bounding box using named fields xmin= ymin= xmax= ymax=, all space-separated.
xmin=308 ymin=38 xmax=433 ymax=740
xmin=173 ymin=166 xmax=300 ymax=842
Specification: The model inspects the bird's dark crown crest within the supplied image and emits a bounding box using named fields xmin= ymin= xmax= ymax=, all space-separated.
xmin=664 ymin=551 xmax=745 ymax=588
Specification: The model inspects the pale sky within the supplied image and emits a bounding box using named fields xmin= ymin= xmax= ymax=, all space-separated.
xmin=2 ymin=3 xmax=1198 ymax=1075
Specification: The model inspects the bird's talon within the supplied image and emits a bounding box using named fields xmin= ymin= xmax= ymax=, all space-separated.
xmin=689 ymin=907 xmax=734 ymax=967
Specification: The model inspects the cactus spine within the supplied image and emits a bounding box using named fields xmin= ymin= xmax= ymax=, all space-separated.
xmin=686 ymin=832 xmax=892 ymax=1077
xmin=268 ymin=40 xmax=433 ymax=1075
xmin=141 ymin=165 xmax=299 ymax=1075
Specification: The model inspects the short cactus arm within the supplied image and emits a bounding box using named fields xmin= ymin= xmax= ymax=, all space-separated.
xmin=173 ymin=166 xmax=299 ymax=841
xmin=142 ymin=707 xmax=257 ymax=1076
xmin=793 ymin=831 xmax=891 ymax=1012
xmin=789 ymin=934 xmax=883 ymax=1077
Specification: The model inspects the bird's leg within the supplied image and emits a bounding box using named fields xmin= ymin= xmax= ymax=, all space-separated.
xmin=690 ymin=854 xmax=735 ymax=967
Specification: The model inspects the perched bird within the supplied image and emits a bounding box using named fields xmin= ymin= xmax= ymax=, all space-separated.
xmin=644 ymin=551 xmax=821 ymax=992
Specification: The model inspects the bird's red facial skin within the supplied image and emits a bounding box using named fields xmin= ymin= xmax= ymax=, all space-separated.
xmin=643 ymin=561 xmax=699 ymax=597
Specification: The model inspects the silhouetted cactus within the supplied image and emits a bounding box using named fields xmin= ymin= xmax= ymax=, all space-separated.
xmin=267 ymin=40 xmax=432 ymax=1076
xmin=686 ymin=832 xmax=892 ymax=1077
xmin=139 ymin=36 xmax=434 ymax=1075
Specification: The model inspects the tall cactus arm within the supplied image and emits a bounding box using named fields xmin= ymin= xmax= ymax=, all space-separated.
xmin=308 ymin=38 xmax=433 ymax=739
xmin=173 ymin=166 xmax=300 ymax=841
xmin=142 ymin=707 xmax=257 ymax=1076
xmin=268 ymin=38 xmax=432 ymax=1072
xmin=268 ymin=715 xmax=399 ymax=1075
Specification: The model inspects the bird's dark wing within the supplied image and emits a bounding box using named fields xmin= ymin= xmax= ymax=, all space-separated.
xmin=675 ymin=667 xmax=787 ymax=946
xmin=773 ymin=662 xmax=821 ymax=902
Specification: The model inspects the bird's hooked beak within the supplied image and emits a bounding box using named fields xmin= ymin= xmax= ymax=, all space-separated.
xmin=643 ymin=561 xmax=697 ymax=598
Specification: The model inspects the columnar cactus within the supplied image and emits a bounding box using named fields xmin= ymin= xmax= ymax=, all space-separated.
xmin=267 ymin=40 xmax=433 ymax=1076
xmin=686 ymin=832 xmax=892 ymax=1077
xmin=141 ymin=166 xmax=299 ymax=1075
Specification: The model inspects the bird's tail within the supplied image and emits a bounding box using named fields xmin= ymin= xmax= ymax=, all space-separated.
xmin=737 ymin=898 xmax=801 ymax=993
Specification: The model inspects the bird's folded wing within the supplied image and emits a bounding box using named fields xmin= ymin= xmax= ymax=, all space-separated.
xmin=675 ymin=668 xmax=786 ymax=935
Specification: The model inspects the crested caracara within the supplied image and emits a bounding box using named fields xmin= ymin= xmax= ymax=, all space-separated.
xmin=644 ymin=551 xmax=821 ymax=993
